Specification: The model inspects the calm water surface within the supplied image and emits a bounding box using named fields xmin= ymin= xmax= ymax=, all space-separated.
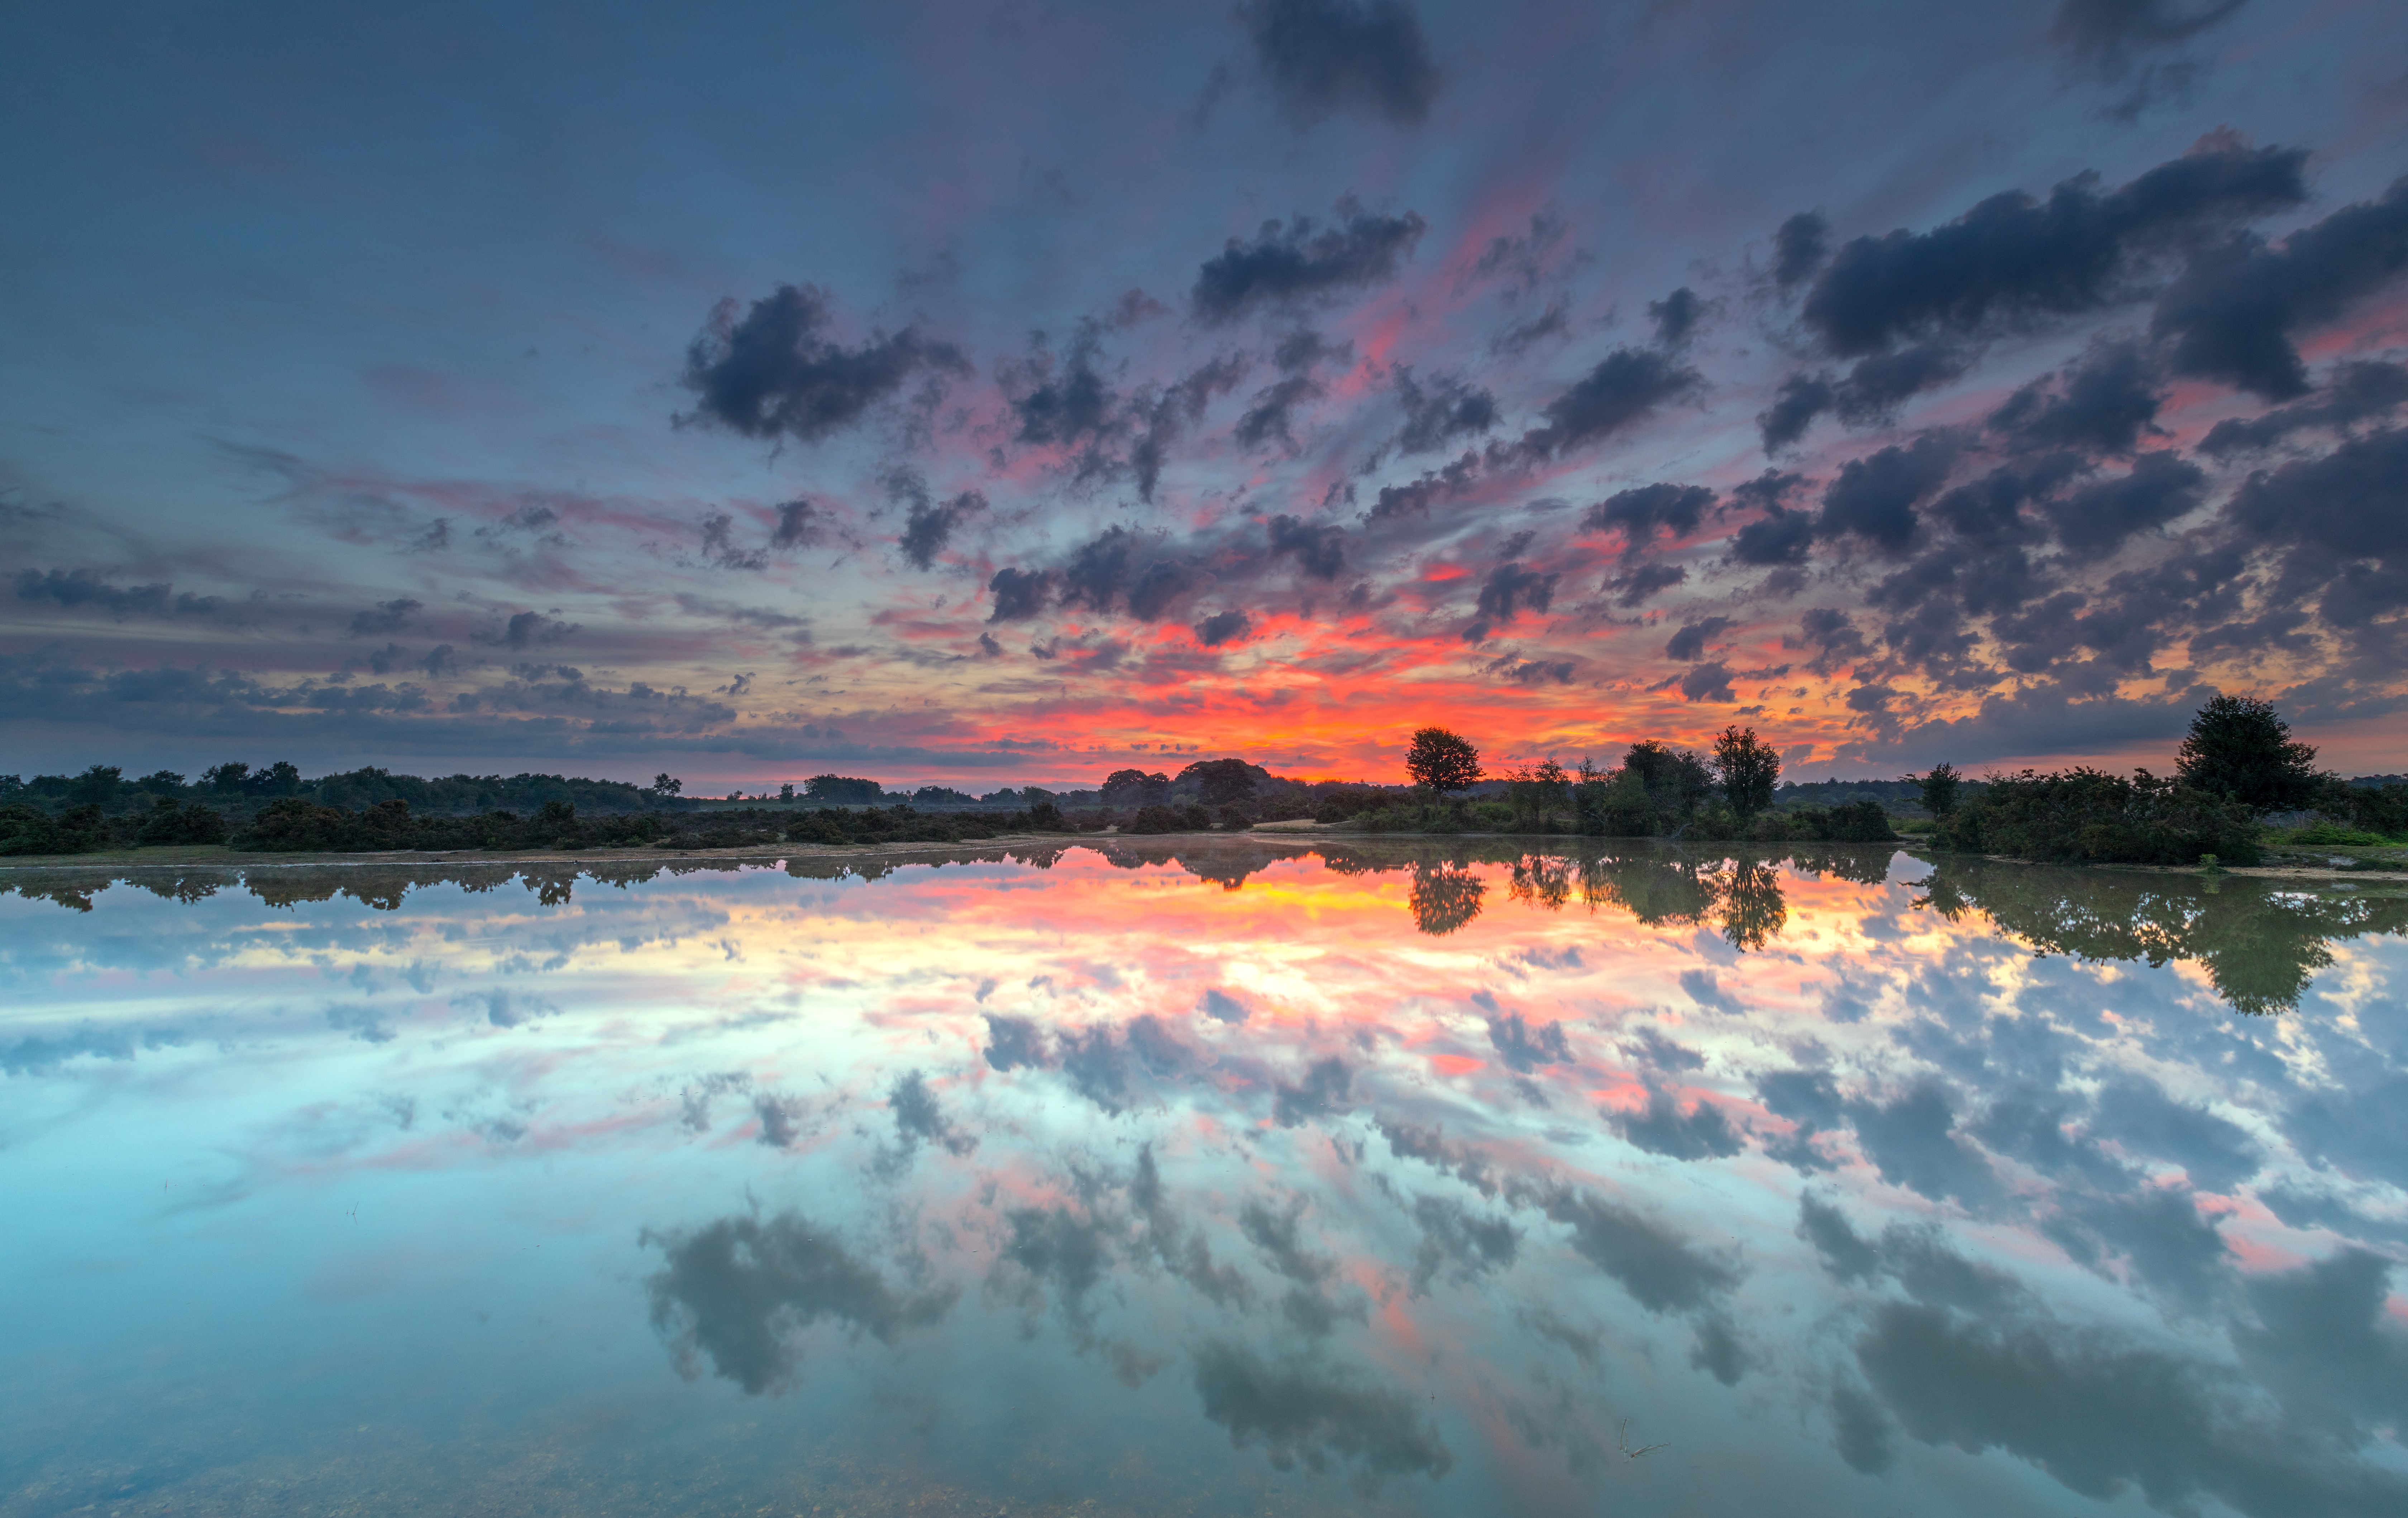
xmin=5 ymin=840 xmax=2407 ymax=1517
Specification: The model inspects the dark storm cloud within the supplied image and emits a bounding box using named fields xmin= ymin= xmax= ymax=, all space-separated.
xmin=698 ymin=511 xmax=769 ymax=570
xmin=1758 ymin=373 xmax=1833 ymax=453
xmin=1783 ymin=607 xmax=1872 ymax=673
xmin=2050 ymin=0 xmax=2247 ymax=119
xmin=348 ymin=597 xmax=421 ymax=636
xmin=1237 ymin=0 xmax=1440 ymax=129
xmin=490 ymin=610 xmax=578 ymax=648
xmin=2241 ymin=1248 xmax=2408 ymax=1431
xmin=985 ymin=566 xmax=1055 ymax=622
xmin=1799 ymin=143 xmax=2307 ymax=357
xmin=2199 ymin=361 xmax=2408 ymax=458
xmin=1132 ymin=352 xmax=1249 ymax=500
xmin=2089 ymin=1077 xmax=2259 ymax=1190
xmin=1194 ymin=609 xmax=1252 ymax=646
xmin=1856 ymin=1299 xmax=2408 ymax=1517
xmin=1760 ymin=345 xmax=1975 ymax=452
xmin=1676 ymin=661 xmax=1736 ymax=703
xmin=642 ymin=1211 xmax=954 ymax=1395
xmin=982 ymin=1012 xmax=1049 ymax=1071
xmin=1817 ymin=432 xmax=1959 ymax=554
xmin=1729 ymin=504 xmax=1817 ymax=567
xmin=1273 ymin=1055 xmax=1352 ymax=1126
xmin=1773 ymin=211 xmax=1830 ymax=290
xmin=1408 ymin=1194 xmax=1519 ymax=1293
xmin=888 ymin=1069 xmax=976 ymax=1156
xmin=16 ymin=569 xmax=231 ymax=620
xmin=1663 ymin=616 xmax=1732 ymax=661
xmin=1609 ymin=1086 xmax=1745 ymax=1160
xmin=1485 ymin=1010 xmax=1571 ymax=1071
xmin=1535 ymin=1186 xmax=1740 ymax=1313
xmin=1513 ymin=348 xmax=1702 ymax=459
xmin=1646 ymin=286 xmax=1705 ymax=347
xmin=770 ymin=498 xmax=825 ymax=549
xmin=1191 ymin=202 xmax=1428 ymax=324
xmin=1059 ymin=526 xmax=1137 ymax=613
xmin=679 ymin=283 xmax=967 ymax=443
xmin=1392 ymin=368 xmax=1497 ymax=453
xmin=1606 ymin=561 xmax=1686 ymax=606
xmin=1366 ymin=449 xmax=1479 ymax=520
xmin=1468 ymin=562 xmax=1556 ymax=631
xmin=1485 ymin=655 xmax=1578 ymax=685
xmin=897 ymin=489 xmax=986 ymax=571
xmin=1267 ymin=513 xmax=1346 ymax=579
xmin=1988 ymin=337 xmax=2165 ymax=454
xmin=1846 ymin=1079 xmax=1997 ymax=1205
xmin=2153 ymin=176 xmax=2408 ymax=398
xmin=1006 ymin=326 xmax=1119 ymax=457
xmin=1582 ymin=482 xmax=1715 ymax=555
xmin=2047 ymin=1187 xmax=2231 ymax=1305
xmin=2227 ymin=426 xmax=2408 ymax=564
xmin=1234 ymin=374 xmax=1324 ymax=451
xmin=2034 ymin=450 xmax=2203 ymax=552
xmin=1191 ymin=1340 xmax=1452 ymax=1479
xmin=2050 ymin=0 xmax=2245 ymax=72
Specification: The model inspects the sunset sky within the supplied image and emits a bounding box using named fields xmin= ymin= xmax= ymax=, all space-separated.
xmin=3 ymin=0 xmax=2404 ymax=788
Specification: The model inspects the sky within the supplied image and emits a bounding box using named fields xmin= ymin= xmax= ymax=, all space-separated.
xmin=2 ymin=0 xmax=2404 ymax=789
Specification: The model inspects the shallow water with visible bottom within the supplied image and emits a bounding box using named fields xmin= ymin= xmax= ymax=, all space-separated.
xmin=5 ymin=839 xmax=2406 ymax=1517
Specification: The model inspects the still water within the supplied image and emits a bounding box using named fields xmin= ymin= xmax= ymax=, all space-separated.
xmin=5 ymin=840 xmax=2406 ymax=1517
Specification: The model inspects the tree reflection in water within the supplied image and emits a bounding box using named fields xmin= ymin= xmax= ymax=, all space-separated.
xmin=1918 ymin=860 xmax=2408 ymax=1014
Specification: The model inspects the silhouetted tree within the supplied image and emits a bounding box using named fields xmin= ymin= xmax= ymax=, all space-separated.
xmin=1712 ymin=726 xmax=1781 ymax=818
xmin=652 ymin=773 xmax=683 ymax=796
xmin=1720 ymin=861 xmax=1787 ymax=951
xmin=1102 ymin=768 xmax=1172 ymax=805
xmin=1409 ymin=861 xmax=1486 ymax=935
xmin=2175 ymin=695 xmax=2324 ymax=811
xmin=1180 ymin=758 xmax=1260 ymax=807
xmin=1405 ymin=727 xmax=1482 ymax=796
xmin=805 ymin=775 xmax=882 ymax=804
xmin=1624 ymin=740 xmax=1714 ymax=817
xmin=1916 ymin=762 xmax=1962 ymax=817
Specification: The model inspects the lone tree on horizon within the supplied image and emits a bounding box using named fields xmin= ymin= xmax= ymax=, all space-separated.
xmin=1406 ymin=726 xmax=1483 ymax=796
xmin=2176 ymin=695 xmax=2324 ymax=811
xmin=1712 ymin=725 xmax=1781 ymax=819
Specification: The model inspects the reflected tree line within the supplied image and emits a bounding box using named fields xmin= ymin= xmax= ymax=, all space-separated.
xmin=9 ymin=839 xmax=2395 ymax=1015
xmin=1919 ymin=859 xmax=2408 ymax=1015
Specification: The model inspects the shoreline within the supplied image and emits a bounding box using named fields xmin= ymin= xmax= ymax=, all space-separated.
xmin=0 ymin=832 xmax=2395 ymax=885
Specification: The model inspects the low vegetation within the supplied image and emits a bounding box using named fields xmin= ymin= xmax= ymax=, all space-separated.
xmin=4 ymin=696 xmax=2395 ymax=865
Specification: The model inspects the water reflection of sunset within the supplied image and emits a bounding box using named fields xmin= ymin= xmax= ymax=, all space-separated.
xmin=4 ymin=845 xmax=2404 ymax=1517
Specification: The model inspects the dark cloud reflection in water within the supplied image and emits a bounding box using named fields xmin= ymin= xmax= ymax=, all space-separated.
xmin=2 ymin=842 xmax=2405 ymax=1514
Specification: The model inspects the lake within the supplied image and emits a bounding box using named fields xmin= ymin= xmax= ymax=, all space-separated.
xmin=5 ymin=840 xmax=2406 ymax=1517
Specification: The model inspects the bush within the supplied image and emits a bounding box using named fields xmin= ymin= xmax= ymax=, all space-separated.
xmin=2282 ymin=821 xmax=2392 ymax=846
xmin=0 ymin=803 xmax=115 ymax=856
xmin=137 ymin=798 xmax=231 ymax=846
xmin=1936 ymin=768 xmax=2260 ymax=866
xmin=1124 ymin=803 xmax=1212 ymax=834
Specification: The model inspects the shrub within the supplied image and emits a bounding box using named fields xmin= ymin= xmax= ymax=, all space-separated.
xmin=2283 ymin=821 xmax=2392 ymax=846
xmin=138 ymin=798 xmax=231 ymax=846
xmin=1937 ymin=768 xmax=2260 ymax=866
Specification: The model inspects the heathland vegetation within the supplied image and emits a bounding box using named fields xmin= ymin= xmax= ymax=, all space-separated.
xmin=1 ymin=697 xmax=2395 ymax=864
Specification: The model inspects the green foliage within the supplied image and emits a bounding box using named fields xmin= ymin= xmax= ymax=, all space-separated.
xmin=1920 ymin=858 xmax=2408 ymax=1014
xmin=1936 ymin=768 xmax=2261 ymax=866
xmin=1916 ymin=762 xmax=1963 ymax=817
xmin=137 ymin=797 xmax=231 ymax=846
xmin=1404 ymin=727 xmax=1483 ymax=795
xmin=2279 ymin=820 xmax=2394 ymax=846
xmin=804 ymin=775 xmax=883 ymax=804
xmin=1181 ymin=757 xmax=1262 ymax=806
xmin=1125 ymin=803 xmax=1213 ymax=834
xmin=1712 ymin=726 xmax=1781 ymax=818
xmin=1750 ymin=800 xmax=1896 ymax=843
xmin=2175 ymin=695 xmax=2324 ymax=811
xmin=1408 ymin=861 xmax=1485 ymax=935
xmin=1623 ymin=740 xmax=1715 ymax=817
